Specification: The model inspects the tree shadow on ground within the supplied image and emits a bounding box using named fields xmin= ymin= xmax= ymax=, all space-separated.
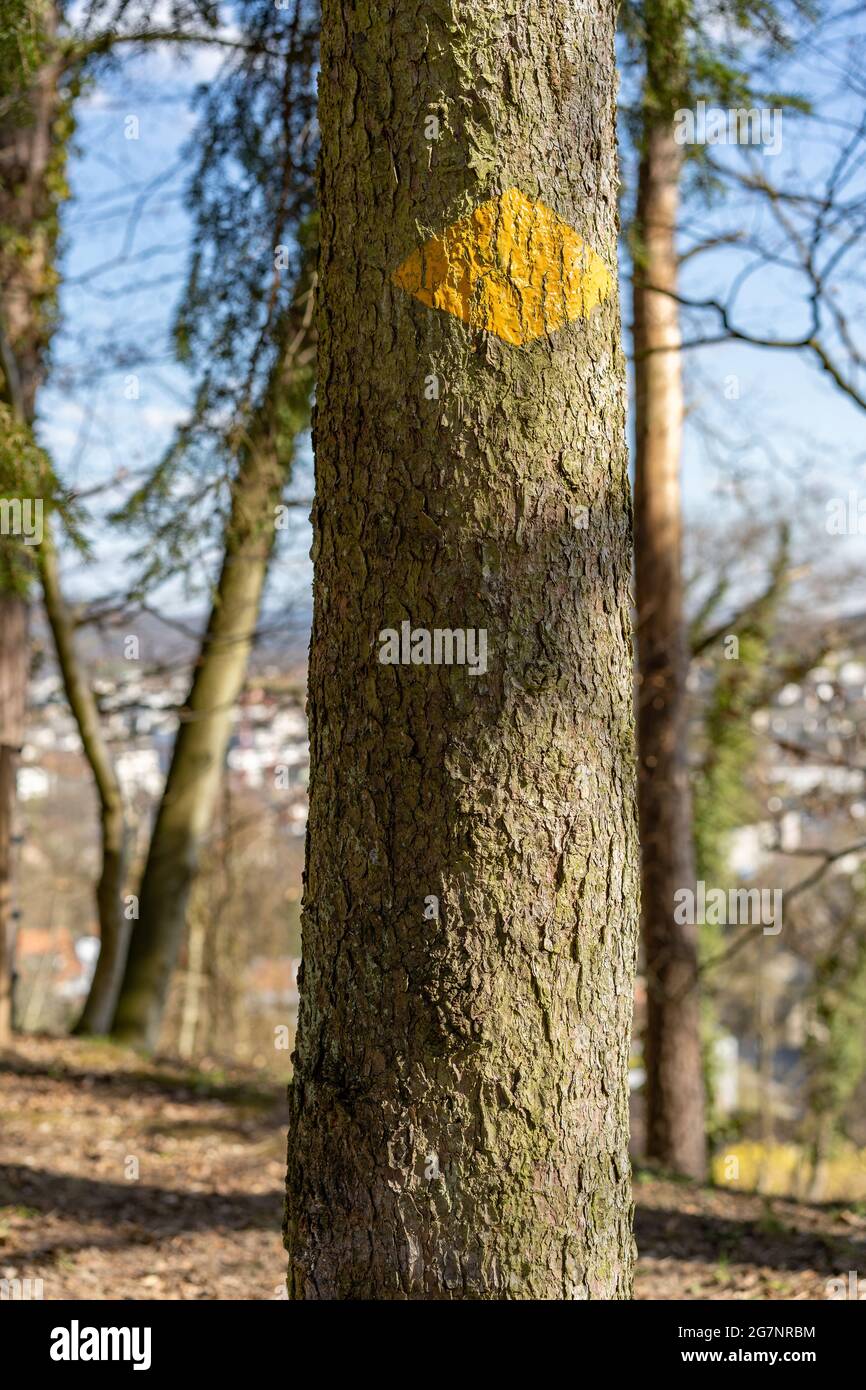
xmin=0 ymin=1048 xmax=286 ymax=1111
xmin=635 ymin=1200 xmax=866 ymax=1276
xmin=0 ymin=1162 xmax=283 ymax=1239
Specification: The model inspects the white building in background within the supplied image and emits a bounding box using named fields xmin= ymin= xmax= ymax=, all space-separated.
xmin=115 ymin=748 xmax=164 ymax=798
xmin=713 ymin=1035 xmax=739 ymax=1114
xmin=17 ymin=766 xmax=51 ymax=800
xmin=227 ymin=744 xmax=267 ymax=788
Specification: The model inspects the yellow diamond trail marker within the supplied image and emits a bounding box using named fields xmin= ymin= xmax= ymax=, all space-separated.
xmin=393 ymin=187 xmax=612 ymax=347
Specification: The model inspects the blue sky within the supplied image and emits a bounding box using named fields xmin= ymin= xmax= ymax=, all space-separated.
xmin=38 ymin=1 xmax=866 ymax=630
xmin=39 ymin=31 xmax=315 ymax=628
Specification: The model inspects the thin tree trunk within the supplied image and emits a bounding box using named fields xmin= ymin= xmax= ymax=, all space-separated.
xmin=0 ymin=3 xmax=60 ymax=423
xmin=110 ymin=445 xmax=284 ymax=1048
xmin=807 ymin=1112 xmax=833 ymax=1203
xmin=36 ymin=528 xmax=132 ymax=1034
xmin=0 ymin=595 xmax=26 ymax=1045
xmin=633 ymin=122 xmax=707 ymax=1181
xmin=286 ymin=0 xmax=638 ymax=1299
xmin=0 ymin=5 xmax=59 ymax=1043
xmin=178 ymin=899 xmax=207 ymax=1060
xmin=756 ymin=948 xmax=774 ymax=1193
xmin=0 ymin=744 xmax=17 ymax=1043
xmin=21 ymin=894 xmax=57 ymax=1034
xmin=1 ymin=3 xmax=135 ymax=1036
xmin=111 ymin=269 xmax=316 ymax=1049
xmin=804 ymin=912 xmax=866 ymax=1202
xmin=0 ymin=746 xmax=14 ymax=1045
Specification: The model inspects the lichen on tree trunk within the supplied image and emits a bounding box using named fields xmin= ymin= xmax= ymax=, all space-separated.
xmin=285 ymin=0 xmax=639 ymax=1299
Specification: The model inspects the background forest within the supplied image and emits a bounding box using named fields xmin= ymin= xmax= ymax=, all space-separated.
xmin=1 ymin=0 xmax=866 ymax=1302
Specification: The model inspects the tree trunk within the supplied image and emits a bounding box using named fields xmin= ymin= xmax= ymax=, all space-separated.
xmin=0 ymin=595 xmax=26 ymax=1045
xmin=633 ymin=123 xmax=706 ymax=1180
xmin=35 ymin=530 xmax=132 ymax=1034
xmin=0 ymin=3 xmax=60 ymax=423
xmin=177 ymin=897 xmax=207 ymax=1060
xmin=805 ymin=912 xmax=866 ymax=1202
xmin=0 ymin=746 xmax=15 ymax=1045
xmin=0 ymin=3 xmax=138 ymax=1036
xmin=111 ymin=271 xmax=316 ymax=1049
xmin=285 ymin=0 xmax=638 ymax=1299
xmin=0 ymin=6 xmax=59 ymax=1044
xmin=110 ymin=447 xmax=284 ymax=1047
xmin=807 ymin=1111 xmax=833 ymax=1203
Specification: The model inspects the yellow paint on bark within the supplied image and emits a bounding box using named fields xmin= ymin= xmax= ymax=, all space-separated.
xmin=393 ymin=187 xmax=611 ymax=346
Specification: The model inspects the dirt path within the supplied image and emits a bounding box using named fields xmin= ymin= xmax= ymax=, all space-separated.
xmin=1 ymin=1038 xmax=863 ymax=1300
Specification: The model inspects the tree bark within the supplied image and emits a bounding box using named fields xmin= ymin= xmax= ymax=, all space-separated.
xmin=805 ymin=912 xmax=866 ymax=1202
xmin=0 ymin=745 xmax=15 ymax=1046
xmin=0 ymin=595 xmax=26 ymax=1045
xmin=0 ymin=7 xmax=59 ymax=1046
xmin=177 ymin=896 xmax=207 ymax=1060
xmin=285 ymin=0 xmax=638 ymax=1299
xmin=0 ymin=2 xmax=60 ymax=423
xmin=633 ymin=123 xmax=706 ymax=1180
xmin=1 ymin=3 xmax=133 ymax=1035
xmin=111 ymin=272 xmax=316 ymax=1049
xmin=36 ymin=529 xmax=132 ymax=1034
xmin=110 ymin=441 xmax=287 ymax=1047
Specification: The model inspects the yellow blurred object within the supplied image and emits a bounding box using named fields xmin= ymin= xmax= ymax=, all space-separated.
xmin=713 ymin=1140 xmax=866 ymax=1200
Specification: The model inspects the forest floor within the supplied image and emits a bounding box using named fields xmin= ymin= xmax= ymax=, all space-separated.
xmin=1 ymin=1036 xmax=864 ymax=1301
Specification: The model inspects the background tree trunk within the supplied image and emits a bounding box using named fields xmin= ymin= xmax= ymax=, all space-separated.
xmin=633 ymin=121 xmax=707 ymax=1181
xmin=0 ymin=595 xmax=27 ymax=1044
xmin=1 ymin=1 xmax=126 ymax=1035
xmin=285 ymin=0 xmax=638 ymax=1299
xmin=0 ymin=4 xmax=60 ymax=1044
xmin=35 ymin=531 xmax=132 ymax=1035
xmin=1 ymin=2 xmax=132 ymax=1037
xmin=0 ymin=745 xmax=15 ymax=1045
xmin=0 ymin=2 xmax=60 ymax=423
xmin=111 ymin=269 xmax=316 ymax=1049
xmin=110 ymin=434 xmax=289 ymax=1047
